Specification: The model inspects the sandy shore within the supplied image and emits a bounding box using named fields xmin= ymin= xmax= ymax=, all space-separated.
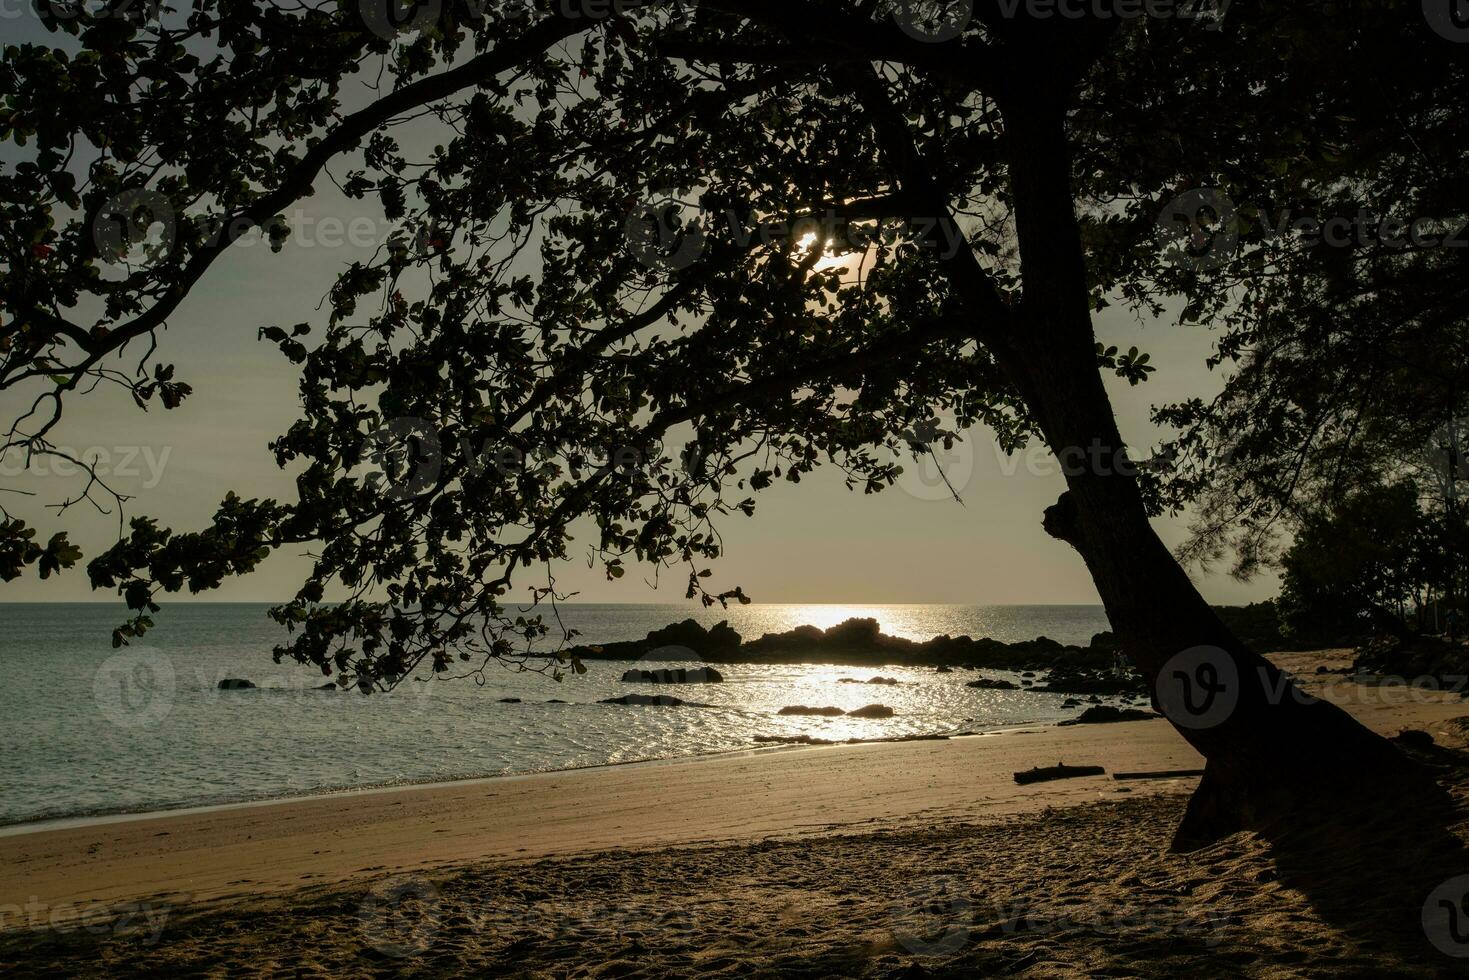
xmin=3 ymin=651 xmax=1468 ymax=976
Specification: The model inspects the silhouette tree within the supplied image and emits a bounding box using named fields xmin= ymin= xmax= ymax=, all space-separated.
xmin=2 ymin=1 xmax=1460 ymax=844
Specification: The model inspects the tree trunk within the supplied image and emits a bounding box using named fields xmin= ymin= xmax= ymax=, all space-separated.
xmin=995 ymin=95 xmax=1439 ymax=850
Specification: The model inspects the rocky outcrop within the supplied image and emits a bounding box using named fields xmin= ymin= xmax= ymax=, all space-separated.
xmin=567 ymin=616 xmax=1105 ymax=671
xmin=847 ymin=703 xmax=895 ymax=719
xmin=838 ymin=676 xmax=900 ymax=685
xmin=572 ymin=619 xmax=742 ymax=661
xmin=621 ymin=666 xmax=724 ymax=684
xmin=563 ymin=606 xmax=1301 ymax=677
xmin=217 ymin=678 xmax=256 ymax=690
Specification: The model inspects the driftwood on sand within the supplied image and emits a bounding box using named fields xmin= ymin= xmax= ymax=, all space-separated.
xmin=1013 ymin=763 xmax=1107 ymax=785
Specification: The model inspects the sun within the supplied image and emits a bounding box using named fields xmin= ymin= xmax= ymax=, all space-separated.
xmin=794 ymin=231 xmax=865 ymax=275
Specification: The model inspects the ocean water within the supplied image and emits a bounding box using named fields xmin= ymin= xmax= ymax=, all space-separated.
xmin=0 ymin=603 xmax=1113 ymax=827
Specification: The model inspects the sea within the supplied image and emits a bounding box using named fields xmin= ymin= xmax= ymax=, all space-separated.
xmin=0 ymin=603 xmax=1114 ymax=828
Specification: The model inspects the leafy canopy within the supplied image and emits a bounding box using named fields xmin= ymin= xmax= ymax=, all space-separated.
xmin=1 ymin=1 xmax=1457 ymax=688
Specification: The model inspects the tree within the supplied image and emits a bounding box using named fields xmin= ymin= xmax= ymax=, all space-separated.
xmin=1 ymin=1 xmax=1455 ymax=846
xmin=1279 ymin=482 xmax=1432 ymax=643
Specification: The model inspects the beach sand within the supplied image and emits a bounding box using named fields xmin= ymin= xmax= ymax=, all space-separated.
xmin=3 ymin=651 xmax=1468 ymax=976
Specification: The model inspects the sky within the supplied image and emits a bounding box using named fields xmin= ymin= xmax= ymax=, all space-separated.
xmin=0 ymin=9 xmax=1280 ymax=608
xmin=0 ymin=208 xmax=1276 ymax=608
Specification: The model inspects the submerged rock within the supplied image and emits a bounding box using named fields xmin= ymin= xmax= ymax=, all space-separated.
xmin=498 ymin=697 xmax=522 ymax=703
xmin=600 ymin=693 xmax=709 ymax=707
xmin=778 ymin=705 xmax=846 ymax=717
xmin=966 ymin=677 xmax=1019 ymax=691
xmin=217 ymin=678 xmax=256 ymax=690
xmin=847 ymin=703 xmax=895 ymax=719
xmin=620 ymin=666 xmax=724 ymax=684
xmin=754 ymin=734 xmax=837 ymax=746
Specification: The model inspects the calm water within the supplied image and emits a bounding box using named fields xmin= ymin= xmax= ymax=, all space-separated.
xmin=0 ymin=603 xmax=1112 ymax=827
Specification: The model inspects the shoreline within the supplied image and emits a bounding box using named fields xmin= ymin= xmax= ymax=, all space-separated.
xmin=0 ymin=720 xmax=1041 ymax=838
xmin=1 ymin=718 xmax=1209 ymax=919
xmin=0 ymin=736 xmax=953 ymax=840
xmin=3 ymin=651 xmax=1465 ymax=932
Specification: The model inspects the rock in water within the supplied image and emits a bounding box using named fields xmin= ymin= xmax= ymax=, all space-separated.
xmin=217 ymin=678 xmax=256 ymax=690
xmin=1057 ymin=705 xmax=1158 ymax=726
xmin=777 ymin=705 xmax=846 ymax=717
xmin=966 ymin=677 xmax=1018 ymax=690
xmin=754 ymin=734 xmax=837 ymax=746
xmin=620 ymin=666 xmax=724 ymax=684
xmin=847 ymin=703 xmax=895 ymax=719
xmin=600 ymin=693 xmax=709 ymax=707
